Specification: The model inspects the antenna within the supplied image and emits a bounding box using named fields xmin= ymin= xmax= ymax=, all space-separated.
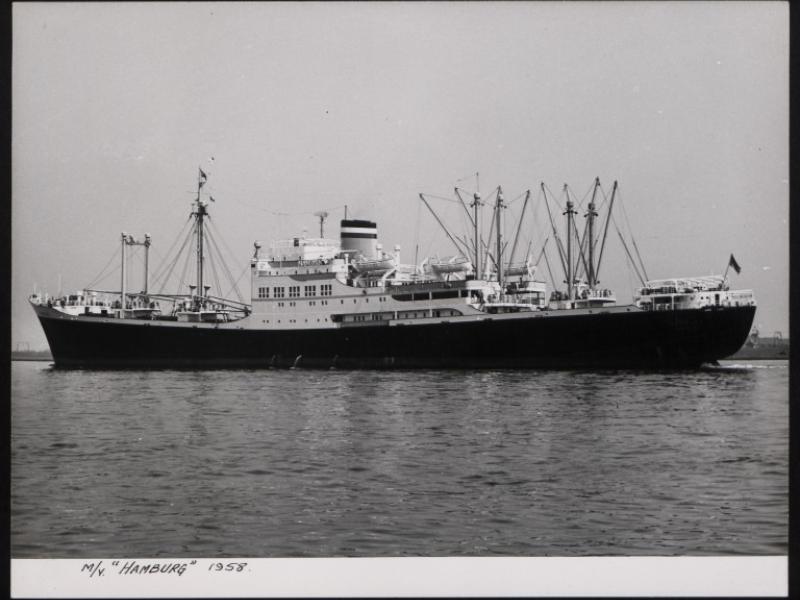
xmin=314 ymin=211 xmax=329 ymax=238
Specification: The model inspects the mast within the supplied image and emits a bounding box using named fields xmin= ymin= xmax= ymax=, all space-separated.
xmin=196 ymin=202 xmax=206 ymax=304
xmin=541 ymin=182 xmax=568 ymax=279
xmin=495 ymin=186 xmax=505 ymax=289
xmin=585 ymin=177 xmax=599 ymax=289
xmin=195 ymin=168 xmax=208 ymax=307
xmin=314 ymin=211 xmax=329 ymax=238
xmin=563 ymin=185 xmax=577 ymax=301
xmin=471 ymin=191 xmax=482 ymax=278
xmin=120 ymin=232 xmax=127 ymax=314
xmin=143 ymin=233 xmax=151 ymax=295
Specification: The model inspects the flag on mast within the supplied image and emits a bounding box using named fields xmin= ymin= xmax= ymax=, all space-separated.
xmin=199 ymin=168 xmax=208 ymax=188
xmin=728 ymin=254 xmax=741 ymax=274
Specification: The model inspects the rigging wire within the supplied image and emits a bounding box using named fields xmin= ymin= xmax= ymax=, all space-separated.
xmin=594 ymin=181 xmax=618 ymax=283
xmin=570 ymin=209 xmax=591 ymax=285
xmin=454 ymin=188 xmax=477 ymax=229
xmin=615 ymin=188 xmax=650 ymax=282
xmin=443 ymin=188 xmax=471 ymax=259
xmin=207 ymin=216 xmax=243 ymax=271
xmin=413 ymin=194 xmax=422 ymax=267
xmin=419 ymin=194 xmax=471 ymax=258
xmin=541 ymin=243 xmax=557 ymax=291
xmin=204 ymin=230 xmax=223 ymax=300
xmin=85 ymin=244 xmax=121 ymax=290
xmin=530 ymin=189 xmax=550 ymax=267
xmin=224 ymin=192 xmax=347 ymax=217
xmin=152 ymin=219 xmax=196 ymax=294
xmin=454 ymin=186 xmax=494 ymax=263
xmin=174 ymin=221 xmax=196 ymax=297
xmin=573 ymin=179 xmax=597 ymax=211
xmin=481 ymin=189 xmax=499 ymax=277
xmin=205 ymin=223 xmax=245 ymax=303
xmin=599 ymin=185 xmax=648 ymax=286
xmin=204 ymin=229 xmax=220 ymax=296
xmin=616 ymin=229 xmax=646 ymax=285
xmin=540 ymin=183 xmax=568 ymax=281
xmin=593 ymin=180 xmax=609 ymax=218
xmin=507 ymin=190 xmax=531 ymax=267
xmin=504 ymin=189 xmax=528 ymax=206
xmin=149 ymin=215 xmax=194 ymax=285
xmin=587 ymin=182 xmax=608 ymax=269
xmin=128 ymin=247 xmax=149 ymax=291
xmin=574 ymin=218 xmax=589 ymax=282
xmin=623 ymin=242 xmax=637 ymax=301
xmin=152 ymin=219 xmax=195 ymax=288
xmin=419 ymin=193 xmax=463 ymax=204
xmin=128 ymin=245 xmax=145 ymax=293
xmin=224 ymin=264 xmax=252 ymax=301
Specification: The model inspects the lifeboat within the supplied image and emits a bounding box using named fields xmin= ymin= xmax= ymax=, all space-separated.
xmin=505 ymin=259 xmax=535 ymax=278
xmin=351 ymin=256 xmax=397 ymax=274
xmin=429 ymin=255 xmax=472 ymax=274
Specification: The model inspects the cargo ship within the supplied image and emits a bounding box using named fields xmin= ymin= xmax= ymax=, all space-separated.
xmin=29 ymin=172 xmax=756 ymax=368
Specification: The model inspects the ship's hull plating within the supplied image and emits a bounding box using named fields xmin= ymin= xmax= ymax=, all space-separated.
xmin=33 ymin=304 xmax=756 ymax=369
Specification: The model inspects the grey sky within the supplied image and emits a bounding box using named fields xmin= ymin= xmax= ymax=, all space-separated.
xmin=12 ymin=2 xmax=788 ymax=350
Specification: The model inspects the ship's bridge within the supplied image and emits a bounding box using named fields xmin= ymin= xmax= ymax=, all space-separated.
xmin=251 ymin=236 xmax=347 ymax=278
xmin=265 ymin=237 xmax=340 ymax=263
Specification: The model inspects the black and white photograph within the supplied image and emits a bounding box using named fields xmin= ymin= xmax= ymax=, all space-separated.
xmin=10 ymin=1 xmax=788 ymax=596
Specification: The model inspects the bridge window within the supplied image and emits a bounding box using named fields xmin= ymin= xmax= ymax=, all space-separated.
xmin=257 ymin=287 xmax=270 ymax=299
xmin=289 ymin=286 xmax=300 ymax=298
xmin=304 ymin=285 xmax=317 ymax=297
xmin=273 ymin=286 xmax=285 ymax=298
xmin=321 ymin=284 xmax=332 ymax=296
xmin=432 ymin=290 xmax=459 ymax=300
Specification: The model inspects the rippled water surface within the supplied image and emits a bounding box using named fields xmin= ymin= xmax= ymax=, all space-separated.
xmin=11 ymin=360 xmax=787 ymax=557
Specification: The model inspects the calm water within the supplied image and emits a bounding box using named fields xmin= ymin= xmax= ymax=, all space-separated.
xmin=11 ymin=360 xmax=787 ymax=557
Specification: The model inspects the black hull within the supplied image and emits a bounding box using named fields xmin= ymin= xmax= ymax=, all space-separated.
xmin=34 ymin=305 xmax=756 ymax=369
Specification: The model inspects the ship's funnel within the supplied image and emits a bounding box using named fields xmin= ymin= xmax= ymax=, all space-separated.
xmin=340 ymin=219 xmax=378 ymax=258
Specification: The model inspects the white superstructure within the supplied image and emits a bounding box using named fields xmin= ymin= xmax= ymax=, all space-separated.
xmin=248 ymin=223 xmax=549 ymax=331
xmin=634 ymin=276 xmax=755 ymax=311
